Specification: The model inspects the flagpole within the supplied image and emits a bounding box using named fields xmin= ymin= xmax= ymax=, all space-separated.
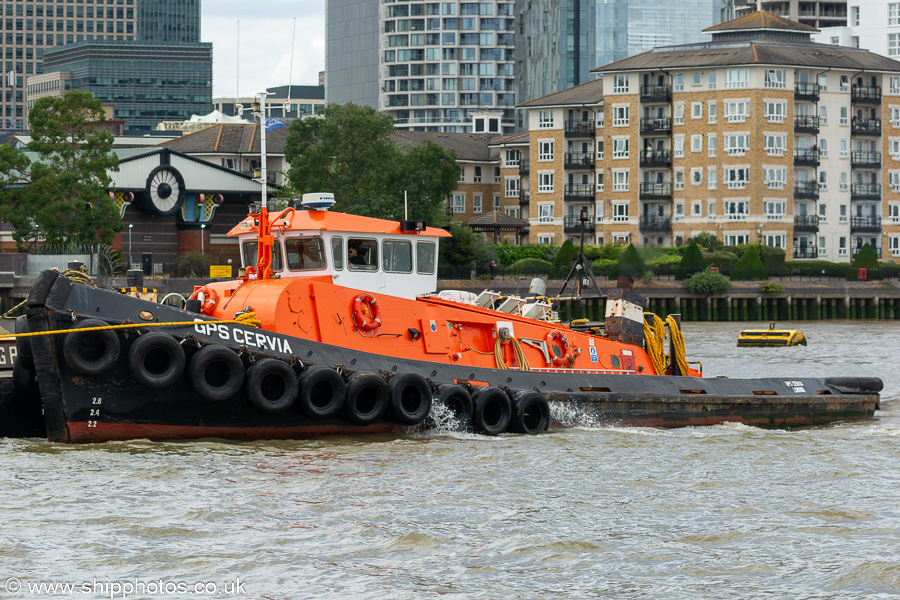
xmin=258 ymin=92 xmax=268 ymax=207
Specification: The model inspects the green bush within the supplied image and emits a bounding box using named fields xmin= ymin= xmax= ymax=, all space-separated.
xmin=730 ymin=245 xmax=768 ymax=281
xmin=683 ymin=270 xmax=732 ymax=295
xmin=704 ymin=249 xmax=739 ymax=274
xmin=584 ymin=244 xmax=623 ymax=261
xmin=759 ymin=281 xmax=785 ymax=296
xmin=492 ymin=243 xmax=553 ymax=267
xmin=609 ymin=244 xmax=647 ymax=280
xmin=759 ymin=245 xmax=786 ymax=273
xmin=677 ymin=240 xmax=707 ymax=280
xmin=176 ymin=251 xmax=213 ymax=278
xmin=691 ymin=232 xmax=722 ymax=251
xmin=554 ymin=239 xmax=578 ymax=267
xmin=509 ymin=257 xmax=555 ymax=274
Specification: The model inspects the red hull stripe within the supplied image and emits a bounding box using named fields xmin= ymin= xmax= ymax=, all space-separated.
xmin=67 ymin=421 xmax=395 ymax=443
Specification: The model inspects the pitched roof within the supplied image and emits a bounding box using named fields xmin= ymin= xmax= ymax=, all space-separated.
xmin=390 ymin=130 xmax=497 ymax=162
xmin=155 ymin=124 xmax=289 ymax=155
xmin=517 ymin=78 xmax=604 ymax=108
xmin=466 ymin=211 xmax=529 ymax=228
xmin=488 ymin=131 xmax=530 ymax=148
xmin=704 ymin=11 xmax=819 ymax=33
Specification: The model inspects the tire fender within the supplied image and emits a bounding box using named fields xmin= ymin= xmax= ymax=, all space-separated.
xmin=510 ymin=390 xmax=550 ymax=435
xmin=434 ymin=384 xmax=473 ymax=428
xmin=63 ymin=318 xmax=121 ymax=376
xmin=298 ymin=365 xmax=346 ymax=419
xmin=388 ymin=372 xmax=432 ymax=425
xmin=244 ymin=358 xmax=299 ymax=413
xmin=127 ymin=332 xmax=185 ymax=388
xmin=470 ymin=386 xmax=511 ymax=436
xmin=343 ymin=373 xmax=389 ymax=426
xmin=188 ymin=345 xmax=245 ymax=401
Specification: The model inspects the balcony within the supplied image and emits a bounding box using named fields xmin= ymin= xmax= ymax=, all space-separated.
xmin=792 ymin=246 xmax=819 ymax=259
xmin=852 ymin=245 xmax=882 ymax=259
xmin=850 ymin=183 xmax=881 ymax=200
xmin=793 ymin=148 xmax=819 ymax=167
xmin=851 ymin=151 xmax=882 ymax=169
xmin=639 ymin=149 xmax=672 ymax=168
xmin=564 ymin=184 xmax=594 ymax=202
xmin=519 ymin=159 xmax=529 ymax=175
xmin=640 ymin=117 xmax=672 ymax=135
xmin=563 ymin=216 xmax=596 ymax=233
xmin=851 ymin=118 xmax=881 ymax=136
xmin=639 ymin=183 xmax=673 ymax=199
xmin=794 ymin=115 xmax=819 ymax=134
xmin=793 ymin=181 xmax=819 ymax=199
xmin=565 ymin=120 xmax=595 ymax=138
xmin=851 ymin=85 xmax=881 ymax=104
xmin=794 ymin=82 xmax=820 ymax=101
xmin=564 ymin=152 xmax=595 ymax=170
xmin=640 ymin=84 xmax=672 ymax=103
xmin=639 ymin=216 xmax=672 ymax=232
xmin=793 ymin=215 xmax=819 ymax=233
xmin=850 ymin=216 xmax=882 ymax=233
xmin=518 ymin=192 xmax=529 ymax=207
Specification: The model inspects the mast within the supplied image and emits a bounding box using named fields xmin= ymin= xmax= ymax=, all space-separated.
xmin=254 ymin=92 xmax=273 ymax=280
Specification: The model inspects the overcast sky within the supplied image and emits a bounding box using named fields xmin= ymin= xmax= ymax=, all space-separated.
xmin=200 ymin=0 xmax=326 ymax=100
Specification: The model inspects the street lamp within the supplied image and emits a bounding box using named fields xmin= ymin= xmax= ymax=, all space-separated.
xmin=128 ymin=224 xmax=133 ymax=267
xmin=200 ymin=223 xmax=206 ymax=255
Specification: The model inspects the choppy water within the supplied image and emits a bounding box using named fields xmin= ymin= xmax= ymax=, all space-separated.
xmin=2 ymin=321 xmax=899 ymax=599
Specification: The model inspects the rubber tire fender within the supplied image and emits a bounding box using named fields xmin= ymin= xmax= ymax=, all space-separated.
xmin=14 ymin=315 xmax=33 ymax=370
xmin=343 ymin=373 xmax=389 ymax=426
xmin=470 ymin=386 xmax=511 ymax=436
xmin=388 ymin=372 xmax=433 ymax=425
xmin=188 ymin=345 xmax=245 ymax=401
xmin=63 ymin=318 xmax=121 ymax=376
xmin=127 ymin=332 xmax=185 ymax=389
xmin=298 ymin=365 xmax=346 ymax=419
xmin=510 ymin=390 xmax=550 ymax=435
xmin=244 ymin=358 xmax=299 ymax=413
xmin=434 ymin=384 xmax=473 ymax=428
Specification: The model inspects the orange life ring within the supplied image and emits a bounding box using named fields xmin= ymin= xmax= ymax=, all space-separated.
xmin=352 ymin=293 xmax=381 ymax=333
xmin=546 ymin=330 xmax=576 ymax=368
xmin=189 ymin=286 xmax=218 ymax=316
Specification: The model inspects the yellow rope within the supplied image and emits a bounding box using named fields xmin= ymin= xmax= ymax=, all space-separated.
xmin=643 ymin=313 xmax=666 ymax=375
xmin=0 ymin=313 xmax=261 ymax=340
xmin=492 ymin=338 xmax=531 ymax=371
xmin=666 ymin=315 xmax=690 ymax=376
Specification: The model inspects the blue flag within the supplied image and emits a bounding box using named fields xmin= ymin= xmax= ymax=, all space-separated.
xmin=264 ymin=117 xmax=285 ymax=131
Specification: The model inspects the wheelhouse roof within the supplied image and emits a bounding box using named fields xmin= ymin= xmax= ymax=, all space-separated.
xmin=227 ymin=208 xmax=452 ymax=238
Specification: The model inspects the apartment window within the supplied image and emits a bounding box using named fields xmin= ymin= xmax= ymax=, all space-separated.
xmin=891 ymin=138 xmax=900 ymax=158
xmin=890 ymin=203 xmax=900 ymax=221
xmin=764 ymin=69 xmax=787 ymax=89
xmin=538 ymin=234 xmax=553 ymax=245
xmin=674 ymin=136 xmax=685 ymax=158
xmin=725 ymin=234 xmax=749 ymax=245
xmin=493 ymin=168 xmax=501 ymax=184
xmin=819 ymin=204 xmax=827 ymax=221
xmin=764 ymin=167 xmax=786 ymax=189
xmin=708 ymin=71 xmax=717 ymax=90
xmin=724 ymin=200 xmax=749 ymax=218
xmin=613 ymin=74 xmax=629 ymax=93
xmin=818 ymin=73 xmax=828 ymax=92
xmin=852 ymin=6 xmax=860 ymax=26
xmin=765 ymin=234 xmax=786 ymax=248
xmin=708 ymin=134 xmax=717 ymax=157
xmin=612 ymin=203 xmax=629 ymax=222
xmin=819 ymin=105 xmax=828 ymax=125
xmin=596 ymin=139 xmax=604 ymax=159
xmin=612 ymin=137 xmax=629 ymax=159
xmin=894 ymin=6 xmax=900 ymax=29
xmin=674 ymin=168 xmax=684 ymax=190
xmin=724 ymin=133 xmax=749 ymax=155
xmin=451 ymin=193 xmax=465 ymax=213
xmin=691 ymin=102 xmax=702 ymax=120
xmin=841 ymin=139 xmax=850 ymax=158
xmin=673 ymin=103 xmax=684 ymax=125
xmin=819 ymin=139 xmax=828 ymax=157
xmin=892 ymin=77 xmax=900 ymax=94
xmin=725 ymin=68 xmax=749 ymax=88
xmin=458 ymin=167 xmax=466 ymax=182
xmin=504 ymin=177 xmax=519 ymax=197
xmin=473 ymin=166 xmax=482 ymax=183
xmin=691 ymin=168 xmax=702 ymax=186
xmin=693 ymin=72 xmax=702 ymax=86
xmin=764 ymin=100 xmax=786 ymax=123
xmin=708 ymin=167 xmax=717 ymax=189
xmin=840 ymin=106 xmax=849 ymax=125
xmin=840 ymin=205 xmax=848 ymax=223
xmin=538 ymin=171 xmax=554 ymax=192
xmin=839 ymin=236 xmax=848 ymax=256
xmin=473 ymin=194 xmax=482 ymax=213
xmin=596 ymin=111 xmax=604 ymax=127
xmin=596 ymin=171 xmax=604 ymax=192
xmin=764 ymin=134 xmax=786 ymax=156
xmin=890 ymin=34 xmax=900 ymax=56
xmin=674 ymin=73 xmax=684 ymax=91
xmin=505 ymin=149 xmax=520 ymax=167
xmin=819 ymin=171 xmax=828 ymax=190
xmin=504 ymin=207 xmax=520 ymax=219
xmin=691 ymin=135 xmax=703 ymax=152
xmin=724 ymin=168 xmax=749 ymax=189
xmin=538 ymin=140 xmax=554 ymax=161
xmin=840 ymin=172 xmax=849 ymax=191
xmin=891 ymin=107 xmax=900 ymax=127
xmin=613 ymin=105 xmax=629 ymax=126
xmin=612 ymin=170 xmax=629 ymax=191
xmin=675 ymin=202 xmax=685 ymax=220
xmin=725 ymin=100 xmax=749 ymax=122
xmin=538 ymin=110 xmax=554 ymax=128
xmin=891 ymin=172 xmax=900 ymax=192
xmin=841 ymin=75 xmax=850 ymax=92
xmin=891 ymin=235 xmax=900 ymax=257
xmin=538 ymin=203 xmax=553 ymax=223
xmin=708 ymin=101 xmax=717 ymax=123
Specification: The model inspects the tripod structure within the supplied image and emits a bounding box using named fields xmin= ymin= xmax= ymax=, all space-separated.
xmin=555 ymin=207 xmax=603 ymax=301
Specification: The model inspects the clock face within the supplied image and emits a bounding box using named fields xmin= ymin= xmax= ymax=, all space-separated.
xmin=145 ymin=166 xmax=185 ymax=216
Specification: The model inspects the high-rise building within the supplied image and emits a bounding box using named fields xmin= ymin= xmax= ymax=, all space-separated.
xmin=136 ymin=0 xmax=200 ymax=43
xmin=516 ymin=0 xmax=720 ymax=104
xmin=0 ymin=0 xmax=138 ymax=131
xmin=326 ymin=0 xmax=516 ymax=134
xmin=727 ymin=0 xmax=848 ymax=28
xmin=813 ymin=1 xmax=896 ymax=56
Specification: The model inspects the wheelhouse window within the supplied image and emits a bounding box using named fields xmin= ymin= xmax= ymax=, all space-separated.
xmin=347 ymin=238 xmax=378 ymax=271
xmin=382 ymin=239 xmax=413 ymax=273
xmin=416 ymin=241 xmax=436 ymax=274
xmin=285 ymin=237 xmax=326 ymax=271
xmin=242 ymin=241 xmax=283 ymax=271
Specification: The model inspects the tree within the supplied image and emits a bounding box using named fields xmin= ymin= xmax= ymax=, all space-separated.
xmin=691 ymin=232 xmax=722 ymax=251
xmin=683 ymin=270 xmax=731 ymax=295
xmin=0 ymin=91 xmax=120 ymax=248
xmin=610 ymin=244 xmax=647 ymax=280
xmin=553 ymin=239 xmax=578 ymax=267
xmin=677 ymin=240 xmax=706 ymax=280
xmin=730 ymin=245 xmax=768 ymax=281
xmin=283 ymin=103 xmax=460 ymax=225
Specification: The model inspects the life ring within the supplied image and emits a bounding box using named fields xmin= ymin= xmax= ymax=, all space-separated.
xmin=244 ymin=358 xmax=299 ymax=413
xmin=128 ymin=332 xmax=185 ymax=389
xmin=510 ymin=390 xmax=550 ymax=435
xmin=63 ymin=318 xmax=121 ymax=376
xmin=470 ymin=387 xmax=511 ymax=436
xmin=343 ymin=372 xmax=389 ymax=425
xmin=298 ymin=365 xmax=346 ymax=419
xmin=188 ymin=286 xmax=218 ymax=316
xmin=546 ymin=330 xmax=575 ymax=368
xmin=188 ymin=344 xmax=245 ymax=401
xmin=351 ymin=293 xmax=381 ymax=333
xmin=387 ymin=373 xmax=432 ymax=425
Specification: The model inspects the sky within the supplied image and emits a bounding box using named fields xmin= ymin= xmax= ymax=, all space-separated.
xmin=200 ymin=1 xmax=326 ymax=100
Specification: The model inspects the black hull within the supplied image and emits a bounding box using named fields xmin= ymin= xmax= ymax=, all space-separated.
xmin=14 ymin=271 xmax=882 ymax=443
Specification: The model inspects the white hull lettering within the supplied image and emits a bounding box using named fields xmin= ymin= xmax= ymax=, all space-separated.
xmin=193 ymin=319 xmax=292 ymax=355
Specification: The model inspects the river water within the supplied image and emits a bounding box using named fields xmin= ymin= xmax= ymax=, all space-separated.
xmin=1 ymin=321 xmax=898 ymax=599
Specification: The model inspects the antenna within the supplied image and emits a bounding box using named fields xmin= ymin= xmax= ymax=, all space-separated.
xmin=286 ymin=17 xmax=296 ymax=118
xmin=234 ymin=20 xmax=242 ymax=117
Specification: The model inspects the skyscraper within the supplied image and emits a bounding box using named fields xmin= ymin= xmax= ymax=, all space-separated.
xmin=136 ymin=0 xmax=201 ymax=43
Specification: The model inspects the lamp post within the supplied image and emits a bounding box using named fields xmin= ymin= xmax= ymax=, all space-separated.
xmin=201 ymin=223 xmax=206 ymax=255
xmin=128 ymin=223 xmax=133 ymax=267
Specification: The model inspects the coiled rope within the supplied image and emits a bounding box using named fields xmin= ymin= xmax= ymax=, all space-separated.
xmin=492 ymin=337 xmax=531 ymax=371
xmin=642 ymin=312 xmax=666 ymax=375
xmin=666 ymin=315 xmax=690 ymax=376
